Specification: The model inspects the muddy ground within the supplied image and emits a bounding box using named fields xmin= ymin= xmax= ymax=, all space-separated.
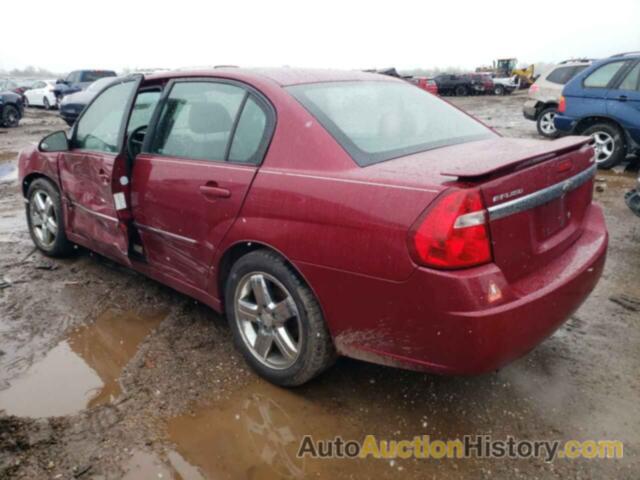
xmin=0 ymin=95 xmax=639 ymax=479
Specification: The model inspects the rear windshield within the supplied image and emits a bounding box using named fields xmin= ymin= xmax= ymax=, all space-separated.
xmin=288 ymin=81 xmax=494 ymax=166
xmin=81 ymin=71 xmax=117 ymax=83
xmin=546 ymin=65 xmax=589 ymax=85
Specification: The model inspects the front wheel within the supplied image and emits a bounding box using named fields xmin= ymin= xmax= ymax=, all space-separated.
xmin=1 ymin=105 xmax=20 ymax=127
xmin=536 ymin=107 xmax=559 ymax=138
xmin=43 ymin=97 xmax=51 ymax=110
xmin=225 ymin=250 xmax=335 ymax=386
xmin=493 ymin=85 xmax=505 ymax=95
xmin=582 ymin=123 xmax=626 ymax=169
xmin=26 ymin=179 xmax=74 ymax=257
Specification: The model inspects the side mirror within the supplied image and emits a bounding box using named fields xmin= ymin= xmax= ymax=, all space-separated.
xmin=39 ymin=131 xmax=69 ymax=152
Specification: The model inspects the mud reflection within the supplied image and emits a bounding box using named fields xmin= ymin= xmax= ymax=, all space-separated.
xmin=0 ymin=308 xmax=166 ymax=417
xmin=167 ymin=380 xmax=389 ymax=479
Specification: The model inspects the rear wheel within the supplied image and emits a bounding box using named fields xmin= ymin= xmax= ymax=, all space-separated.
xmin=536 ymin=107 xmax=559 ymax=138
xmin=225 ymin=250 xmax=335 ymax=386
xmin=455 ymin=85 xmax=468 ymax=96
xmin=582 ymin=123 xmax=626 ymax=169
xmin=1 ymin=105 xmax=20 ymax=127
xmin=26 ymin=179 xmax=74 ymax=257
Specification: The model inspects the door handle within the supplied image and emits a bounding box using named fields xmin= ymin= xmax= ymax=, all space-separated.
xmin=616 ymin=95 xmax=628 ymax=102
xmin=199 ymin=182 xmax=231 ymax=199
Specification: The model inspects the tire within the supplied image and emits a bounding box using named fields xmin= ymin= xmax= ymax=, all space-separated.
xmin=43 ymin=97 xmax=51 ymax=110
xmin=536 ymin=107 xmax=560 ymax=139
xmin=26 ymin=178 xmax=75 ymax=257
xmin=225 ymin=250 xmax=335 ymax=386
xmin=24 ymin=96 xmax=29 ymax=108
xmin=581 ymin=123 xmax=626 ymax=169
xmin=455 ymin=85 xmax=468 ymax=96
xmin=1 ymin=104 xmax=20 ymax=127
xmin=493 ymin=85 xmax=505 ymax=96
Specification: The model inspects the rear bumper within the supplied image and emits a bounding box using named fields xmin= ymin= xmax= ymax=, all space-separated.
xmin=522 ymin=100 xmax=539 ymax=121
xmin=315 ymin=205 xmax=608 ymax=375
xmin=553 ymin=113 xmax=578 ymax=134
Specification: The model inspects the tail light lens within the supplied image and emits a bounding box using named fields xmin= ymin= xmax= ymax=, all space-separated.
xmin=529 ymin=84 xmax=539 ymax=95
xmin=558 ymin=95 xmax=566 ymax=113
xmin=409 ymin=188 xmax=492 ymax=269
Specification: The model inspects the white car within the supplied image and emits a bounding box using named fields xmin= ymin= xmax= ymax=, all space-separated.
xmin=24 ymin=80 xmax=57 ymax=110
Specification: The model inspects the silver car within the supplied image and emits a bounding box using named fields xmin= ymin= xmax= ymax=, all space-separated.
xmin=523 ymin=59 xmax=592 ymax=138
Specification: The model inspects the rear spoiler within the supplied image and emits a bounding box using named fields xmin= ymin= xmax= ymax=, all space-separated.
xmin=440 ymin=136 xmax=592 ymax=180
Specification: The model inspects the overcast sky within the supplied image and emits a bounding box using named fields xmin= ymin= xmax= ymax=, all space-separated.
xmin=2 ymin=0 xmax=639 ymax=74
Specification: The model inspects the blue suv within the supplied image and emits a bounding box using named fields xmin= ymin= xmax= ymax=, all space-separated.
xmin=554 ymin=52 xmax=640 ymax=168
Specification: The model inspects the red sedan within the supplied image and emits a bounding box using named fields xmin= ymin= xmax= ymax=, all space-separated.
xmin=409 ymin=76 xmax=439 ymax=95
xmin=19 ymin=69 xmax=607 ymax=386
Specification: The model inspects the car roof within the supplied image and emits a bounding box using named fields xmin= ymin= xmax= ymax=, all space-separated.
xmin=144 ymin=68 xmax=394 ymax=87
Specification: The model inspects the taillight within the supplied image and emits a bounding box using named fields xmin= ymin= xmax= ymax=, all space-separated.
xmin=558 ymin=95 xmax=566 ymax=113
xmin=529 ymin=84 xmax=539 ymax=95
xmin=409 ymin=189 xmax=492 ymax=269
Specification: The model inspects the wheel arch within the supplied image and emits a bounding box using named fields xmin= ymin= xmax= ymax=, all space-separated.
xmin=22 ymin=172 xmax=58 ymax=198
xmin=574 ymin=115 xmax=624 ymax=135
xmin=216 ymin=240 xmax=325 ymax=319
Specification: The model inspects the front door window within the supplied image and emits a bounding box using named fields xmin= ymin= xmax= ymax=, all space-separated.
xmin=74 ymin=80 xmax=139 ymax=153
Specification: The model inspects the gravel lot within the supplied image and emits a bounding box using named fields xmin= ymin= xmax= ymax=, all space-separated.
xmin=0 ymin=94 xmax=639 ymax=479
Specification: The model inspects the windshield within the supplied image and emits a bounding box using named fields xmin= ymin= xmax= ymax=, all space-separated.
xmin=288 ymin=81 xmax=495 ymax=166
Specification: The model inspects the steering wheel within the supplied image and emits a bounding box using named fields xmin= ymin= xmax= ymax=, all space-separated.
xmin=127 ymin=125 xmax=147 ymax=159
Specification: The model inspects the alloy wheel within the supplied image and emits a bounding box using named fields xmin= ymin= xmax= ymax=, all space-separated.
xmin=30 ymin=190 xmax=58 ymax=247
xmin=591 ymin=131 xmax=615 ymax=164
xmin=234 ymin=272 xmax=302 ymax=370
xmin=539 ymin=111 xmax=556 ymax=135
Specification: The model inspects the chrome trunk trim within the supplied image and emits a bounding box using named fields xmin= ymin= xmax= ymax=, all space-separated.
xmin=487 ymin=164 xmax=596 ymax=221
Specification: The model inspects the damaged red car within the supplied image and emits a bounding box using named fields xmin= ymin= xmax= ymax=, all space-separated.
xmin=19 ymin=69 xmax=608 ymax=386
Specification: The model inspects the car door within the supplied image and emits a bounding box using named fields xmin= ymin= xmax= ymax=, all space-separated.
xmin=131 ymin=79 xmax=274 ymax=291
xmin=606 ymin=60 xmax=640 ymax=143
xmin=58 ymin=76 xmax=143 ymax=265
xmin=578 ymin=60 xmax=629 ymax=115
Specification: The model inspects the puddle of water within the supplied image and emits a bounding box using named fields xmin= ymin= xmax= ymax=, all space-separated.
xmin=122 ymin=449 xmax=205 ymax=480
xmin=165 ymin=381 xmax=389 ymax=480
xmin=0 ymin=161 xmax=17 ymax=183
xmin=0 ymin=308 xmax=166 ymax=417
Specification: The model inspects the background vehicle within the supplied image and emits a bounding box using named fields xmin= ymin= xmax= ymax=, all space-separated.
xmin=625 ymin=174 xmax=640 ymax=217
xmin=477 ymin=58 xmax=536 ymax=89
xmin=523 ymin=59 xmax=592 ymax=138
xmin=407 ymin=76 xmax=438 ymax=94
xmin=59 ymin=76 xmax=118 ymax=125
xmin=433 ymin=74 xmax=474 ymax=96
xmin=0 ymin=91 xmax=24 ymax=127
xmin=24 ymin=80 xmax=57 ymax=109
xmin=53 ymin=69 xmax=117 ymax=104
xmin=491 ymin=76 xmax=518 ymax=95
xmin=465 ymin=73 xmax=493 ymax=95
xmin=555 ymin=52 xmax=640 ymax=168
xmin=0 ymin=78 xmax=28 ymax=100
xmin=19 ymin=69 xmax=607 ymax=387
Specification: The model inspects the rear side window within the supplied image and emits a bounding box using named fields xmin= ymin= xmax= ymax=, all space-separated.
xmin=583 ymin=61 xmax=626 ymax=88
xmin=288 ymin=81 xmax=494 ymax=166
xmin=546 ymin=65 xmax=588 ymax=85
xmin=618 ymin=63 xmax=640 ymax=91
xmin=150 ymin=82 xmax=246 ymax=162
xmin=228 ymin=96 xmax=268 ymax=163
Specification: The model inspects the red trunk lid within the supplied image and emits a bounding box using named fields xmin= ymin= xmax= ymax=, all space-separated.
xmin=459 ymin=138 xmax=596 ymax=283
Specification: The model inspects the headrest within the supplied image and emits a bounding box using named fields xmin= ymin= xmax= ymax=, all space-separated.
xmin=188 ymin=102 xmax=233 ymax=134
